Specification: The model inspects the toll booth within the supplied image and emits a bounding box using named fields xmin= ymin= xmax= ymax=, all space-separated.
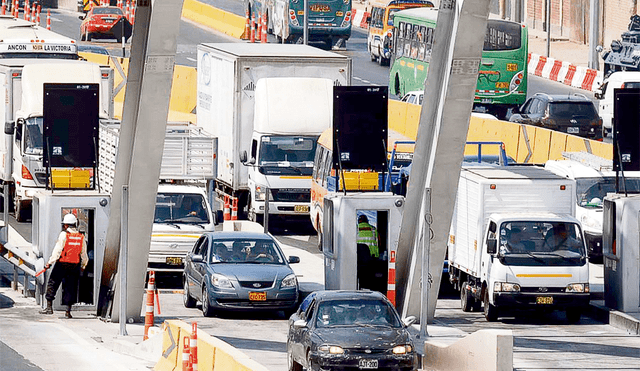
xmin=33 ymin=190 xmax=110 ymax=311
xmin=603 ymin=194 xmax=640 ymax=313
xmin=322 ymin=193 xmax=404 ymax=302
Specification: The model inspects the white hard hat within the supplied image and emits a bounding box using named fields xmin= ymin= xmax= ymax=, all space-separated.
xmin=63 ymin=213 xmax=77 ymax=225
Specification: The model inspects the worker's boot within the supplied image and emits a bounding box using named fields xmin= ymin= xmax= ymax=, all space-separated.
xmin=39 ymin=300 xmax=53 ymax=315
xmin=64 ymin=305 xmax=72 ymax=319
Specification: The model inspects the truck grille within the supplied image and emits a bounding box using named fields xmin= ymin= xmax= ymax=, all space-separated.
xmin=269 ymin=189 xmax=310 ymax=202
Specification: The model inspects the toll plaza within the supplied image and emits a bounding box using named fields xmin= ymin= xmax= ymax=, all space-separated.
xmin=322 ymin=193 xmax=404 ymax=303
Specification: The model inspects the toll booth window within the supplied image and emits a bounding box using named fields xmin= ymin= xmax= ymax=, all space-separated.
xmin=62 ymin=208 xmax=95 ymax=305
xmin=356 ymin=210 xmax=389 ymax=294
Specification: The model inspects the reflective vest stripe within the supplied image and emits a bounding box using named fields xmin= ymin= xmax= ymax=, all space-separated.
xmin=59 ymin=232 xmax=83 ymax=264
xmin=357 ymin=222 xmax=379 ymax=258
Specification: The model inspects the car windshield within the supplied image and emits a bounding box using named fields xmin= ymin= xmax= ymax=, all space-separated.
xmin=315 ymin=299 xmax=402 ymax=328
xmin=258 ymin=136 xmax=317 ymax=176
xmin=549 ymin=102 xmax=597 ymax=118
xmin=154 ymin=193 xmax=210 ymax=224
xmin=93 ymin=7 xmax=123 ymax=15
xmin=497 ymin=221 xmax=587 ymax=266
xmin=576 ymin=177 xmax=640 ymax=207
xmin=24 ymin=117 xmax=43 ymax=155
xmin=208 ymin=238 xmax=287 ymax=264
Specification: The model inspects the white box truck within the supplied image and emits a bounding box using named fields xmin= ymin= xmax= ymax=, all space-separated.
xmin=0 ymin=59 xmax=113 ymax=221
xmin=447 ymin=166 xmax=591 ymax=322
xmin=99 ymin=121 xmax=218 ymax=272
xmin=196 ymin=43 xmax=351 ymax=223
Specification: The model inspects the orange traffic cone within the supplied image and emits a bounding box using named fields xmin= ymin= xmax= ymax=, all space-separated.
xmin=250 ymin=15 xmax=256 ymax=43
xmin=190 ymin=322 xmax=198 ymax=371
xmin=223 ymin=195 xmax=230 ymax=220
xmin=182 ymin=336 xmax=193 ymax=371
xmin=261 ymin=12 xmax=267 ymax=43
xmin=36 ymin=5 xmax=40 ymax=25
xmin=46 ymin=10 xmax=51 ymax=30
xmin=143 ymin=271 xmax=156 ymax=340
xmin=242 ymin=11 xmax=250 ymax=40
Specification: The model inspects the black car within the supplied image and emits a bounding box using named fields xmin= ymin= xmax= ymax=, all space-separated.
xmin=287 ymin=290 xmax=417 ymax=371
xmin=182 ymin=231 xmax=300 ymax=317
xmin=509 ymin=93 xmax=603 ymax=140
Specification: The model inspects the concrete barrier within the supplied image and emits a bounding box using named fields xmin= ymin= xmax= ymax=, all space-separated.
xmin=423 ymin=329 xmax=513 ymax=371
xmin=181 ymin=0 xmax=246 ymax=39
xmin=155 ymin=320 xmax=270 ymax=371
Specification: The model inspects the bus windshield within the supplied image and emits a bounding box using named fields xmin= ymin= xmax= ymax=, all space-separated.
xmin=484 ymin=20 xmax=522 ymax=51
xmin=258 ymin=136 xmax=317 ymax=176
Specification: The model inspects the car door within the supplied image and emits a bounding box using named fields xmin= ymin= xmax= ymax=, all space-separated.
xmin=192 ymin=237 xmax=209 ymax=301
xmin=185 ymin=236 xmax=205 ymax=300
xmin=290 ymin=296 xmax=317 ymax=364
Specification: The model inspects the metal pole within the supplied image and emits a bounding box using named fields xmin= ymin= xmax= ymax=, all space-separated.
xmin=588 ymin=0 xmax=599 ymax=70
xmin=546 ymin=0 xmax=551 ymax=57
xmin=3 ymin=182 xmax=8 ymax=242
xmin=121 ymin=18 xmax=126 ymax=59
xmin=119 ymin=185 xmax=128 ymax=335
xmin=303 ymin=0 xmax=308 ymax=45
xmin=263 ymin=187 xmax=270 ymax=233
xmin=419 ymin=188 xmax=431 ymax=339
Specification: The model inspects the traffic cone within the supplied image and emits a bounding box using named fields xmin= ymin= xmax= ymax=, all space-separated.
xmin=131 ymin=1 xmax=135 ymax=24
xmin=117 ymin=0 xmax=121 ymax=9
xmin=1 ymin=4 xmax=5 ymax=16
xmin=250 ymin=15 xmax=255 ymax=43
xmin=36 ymin=5 xmax=40 ymax=25
xmin=46 ymin=10 xmax=50 ymax=30
xmin=125 ymin=0 xmax=130 ymax=21
xmin=231 ymin=197 xmax=238 ymax=221
xmin=190 ymin=322 xmax=198 ymax=371
xmin=30 ymin=3 xmax=35 ymax=23
xmin=261 ymin=12 xmax=267 ymax=43
xmin=242 ymin=11 xmax=250 ymax=40
xmin=23 ymin=0 xmax=28 ymax=20
xmin=223 ymin=195 xmax=230 ymax=221
xmin=143 ymin=271 xmax=156 ymax=340
xmin=182 ymin=336 xmax=193 ymax=371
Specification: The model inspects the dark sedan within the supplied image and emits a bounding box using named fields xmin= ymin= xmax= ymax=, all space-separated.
xmin=287 ymin=290 xmax=417 ymax=371
xmin=182 ymin=231 xmax=300 ymax=316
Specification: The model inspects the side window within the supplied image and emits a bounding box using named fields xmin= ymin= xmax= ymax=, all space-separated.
xmin=251 ymin=139 xmax=258 ymax=160
xmin=192 ymin=236 xmax=206 ymax=255
xmin=200 ymin=239 xmax=209 ymax=262
xmin=487 ymin=221 xmax=497 ymax=240
xmin=321 ymin=148 xmax=332 ymax=188
xmin=312 ymin=147 xmax=323 ymax=181
xmin=304 ymin=300 xmax=317 ymax=321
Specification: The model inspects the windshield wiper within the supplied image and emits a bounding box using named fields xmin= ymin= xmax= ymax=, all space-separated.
xmin=157 ymin=221 xmax=182 ymax=229
xmin=526 ymin=251 xmax=547 ymax=264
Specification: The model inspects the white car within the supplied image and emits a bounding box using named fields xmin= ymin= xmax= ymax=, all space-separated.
xmin=401 ymin=90 xmax=498 ymax=120
xmin=594 ymin=71 xmax=640 ymax=137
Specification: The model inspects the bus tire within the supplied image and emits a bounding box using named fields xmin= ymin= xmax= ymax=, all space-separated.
xmin=317 ymin=228 xmax=323 ymax=251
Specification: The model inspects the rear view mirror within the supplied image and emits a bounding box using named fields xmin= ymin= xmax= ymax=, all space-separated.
xmin=487 ymin=238 xmax=497 ymax=254
xmin=240 ymin=151 xmax=248 ymax=164
xmin=4 ymin=121 xmax=14 ymax=135
xmin=191 ymin=254 xmax=203 ymax=263
xmin=402 ymin=315 xmax=417 ymax=327
xmin=293 ymin=319 xmax=307 ymax=328
xmin=288 ymin=256 xmax=300 ymax=264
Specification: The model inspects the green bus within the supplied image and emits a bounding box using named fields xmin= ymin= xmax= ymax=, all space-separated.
xmin=389 ymin=7 xmax=528 ymax=119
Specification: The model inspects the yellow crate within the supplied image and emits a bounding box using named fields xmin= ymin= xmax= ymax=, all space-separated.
xmin=339 ymin=172 xmax=360 ymax=191
xmin=359 ymin=172 xmax=379 ymax=190
xmin=50 ymin=169 xmax=91 ymax=189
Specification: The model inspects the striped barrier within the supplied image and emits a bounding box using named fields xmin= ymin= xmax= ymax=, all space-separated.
xmin=351 ymin=8 xmax=369 ymax=29
xmin=527 ymin=53 xmax=603 ymax=92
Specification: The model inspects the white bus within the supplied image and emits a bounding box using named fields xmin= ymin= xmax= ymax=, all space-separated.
xmin=0 ymin=15 xmax=78 ymax=59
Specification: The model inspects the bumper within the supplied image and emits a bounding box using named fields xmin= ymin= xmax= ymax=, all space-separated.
xmin=310 ymin=351 xmax=416 ymax=370
xmin=289 ymin=25 xmax=351 ymax=38
xmin=584 ymin=231 xmax=603 ymax=260
xmin=206 ymin=286 xmax=299 ymax=311
xmin=493 ymin=291 xmax=590 ymax=309
xmin=255 ymin=201 xmax=311 ymax=216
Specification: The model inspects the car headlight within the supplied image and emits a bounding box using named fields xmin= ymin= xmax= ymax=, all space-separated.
xmin=318 ymin=345 xmax=344 ymax=354
xmin=211 ymin=273 xmax=233 ymax=289
xmin=566 ymin=283 xmax=589 ymax=293
xmin=392 ymin=344 xmax=412 ymax=354
xmin=255 ymin=185 xmax=266 ymax=201
xmin=281 ymin=273 xmax=298 ymax=288
xmin=493 ymin=282 xmax=521 ymax=292
xmin=581 ymin=214 xmax=602 ymax=230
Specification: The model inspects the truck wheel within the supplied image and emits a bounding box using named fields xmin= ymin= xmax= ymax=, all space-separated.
xmin=317 ymin=228 xmax=323 ymax=252
xmin=483 ymin=289 xmax=499 ymax=322
xmin=460 ymin=282 xmax=474 ymax=312
xmin=566 ymin=309 xmax=581 ymax=323
xmin=183 ymin=278 xmax=196 ymax=308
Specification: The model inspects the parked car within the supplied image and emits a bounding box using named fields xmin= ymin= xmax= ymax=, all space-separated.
xmin=182 ymin=231 xmax=300 ymax=317
xmin=594 ymin=71 xmax=640 ymax=138
xmin=400 ymin=90 xmax=499 ymax=120
xmin=509 ymin=93 xmax=603 ymax=140
xmin=287 ymin=290 xmax=417 ymax=371
xmin=79 ymin=6 xmax=132 ymax=42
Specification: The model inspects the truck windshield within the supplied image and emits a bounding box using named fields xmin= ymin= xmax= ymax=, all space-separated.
xmin=498 ymin=221 xmax=586 ymax=266
xmin=576 ymin=177 xmax=640 ymax=208
xmin=154 ymin=193 xmax=210 ymax=224
xmin=24 ymin=117 xmax=43 ymax=155
xmin=258 ymin=136 xmax=317 ymax=176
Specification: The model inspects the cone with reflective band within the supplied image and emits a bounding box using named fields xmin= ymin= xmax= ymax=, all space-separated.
xmin=242 ymin=11 xmax=250 ymax=40
xmin=131 ymin=1 xmax=135 ymax=24
xmin=250 ymin=15 xmax=255 ymax=43
xmin=30 ymin=3 xmax=34 ymax=23
xmin=182 ymin=336 xmax=193 ymax=371
xmin=125 ymin=0 xmax=130 ymax=21
xmin=223 ymin=195 xmax=231 ymax=220
xmin=143 ymin=271 xmax=156 ymax=340
xmin=46 ymin=10 xmax=51 ymax=30
xmin=261 ymin=12 xmax=267 ymax=43
xmin=1 ymin=4 xmax=5 ymax=16
xmin=36 ymin=5 xmax=40 ymax=25
xmin=231 ymin=197 xmax=238 ymax=221
xmin=190 ymin=321 xmax=198 ymax=370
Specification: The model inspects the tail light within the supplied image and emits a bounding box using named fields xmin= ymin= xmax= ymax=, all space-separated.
xmin=21 ymin=165 xmax=33 ymax=180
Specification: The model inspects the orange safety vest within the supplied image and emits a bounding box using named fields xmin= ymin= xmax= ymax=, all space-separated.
xmin=58 ymin=232 xmax=83 ymax=264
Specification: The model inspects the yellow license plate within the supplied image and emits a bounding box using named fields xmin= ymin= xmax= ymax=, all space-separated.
xmin=506 ymin=63 xmax=518 ymax=71
xmin=294 ymin=205 xmax=310 ymax=213
xmin=536 ymin=296 xmax=553 ymax=305
xmin=166 ymin=257 xmax=183 ymax=265
xmin=249 ymin=292 xmax=267 ymax=301
xmin=495 ymin=82 xmax=509 ymax=89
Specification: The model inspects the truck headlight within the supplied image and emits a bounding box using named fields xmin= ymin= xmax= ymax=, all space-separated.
xmin=392 ymin=344 xmax=412 ymax=354
xmin=493 ymin=282 xmax=521 ymax=292
xmin=581 ymin=214 xmax=602 ymax=230
xmin=566 ymin=283 xmax=589 ymax=293
xmin=255 ymin=186 xmax=266 ymax=201
xmin=211 ymin=273 xmax=233 ymax=289
xmin=281 ymin=273 xmax=298 ymax=288
xmin=318 ymin=345 xmax=344 ymax=354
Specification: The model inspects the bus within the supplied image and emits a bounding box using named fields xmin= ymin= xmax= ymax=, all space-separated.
xmin=388 ymin=8 xmax=528 ymax=119
xmin=310 ymin=127 xmax=414 ymax=246
xmin=249 ymin=0 xmax=352 ymax=48
xmin=367 ymin=0 xmax=433 ymax=66
xmin=0 ymin=15 xmax=78 ymax=59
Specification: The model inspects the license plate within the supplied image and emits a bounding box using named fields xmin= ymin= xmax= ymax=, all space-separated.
xmin=294 ymin=205 xmax=310 ymax=213
xmin=481 ymin=98 xmax=492 ymax=103
xmin=105 ymin=19 xmax=114 ymax=23
xmin=310 ymin=3 xmax=330 ymax=12
xmin=358 ymin=359 xmax=378 ymax=369
xmin=495 ymin=82 xmax=509 ymax=89
xmin=567 ymin=127 xmax=580 ymax=134
xmin=249 ymin=292 xmax=267 ymax=301
xmin=166 ymin=257 xmax=182 ymax=265
xmin=536 ymin=296 xmax=553 ymax=305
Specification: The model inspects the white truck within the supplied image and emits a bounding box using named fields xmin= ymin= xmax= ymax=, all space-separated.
xmin=99 ymin=121 xmax=217 ymax=272
xmin=0 ymin=59 xmax=113 ymax=221
xmin=447 ymin=166 xmax=591 ymax=322
xmin=196 ymin=43 xmax=352 ymax=223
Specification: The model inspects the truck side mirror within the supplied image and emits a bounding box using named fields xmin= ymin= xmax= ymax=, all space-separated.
xmin=487 ymin=238 xmax=497 ymax=254
xmin=4 ymin=121 xmax=14 ymax=135
xmin=15 ymin=118 xmax=23 ymax=142
xmin=240 ymin=151 xmax=248 ymax=164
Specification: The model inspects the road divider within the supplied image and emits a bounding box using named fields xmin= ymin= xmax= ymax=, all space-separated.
xmin=181 ymin=0 xmax=246 ymax=39
xmin=424 ymin=329 xmax=513 ymax=371
xmin=528 ymin=52 xmax=603 ymax=92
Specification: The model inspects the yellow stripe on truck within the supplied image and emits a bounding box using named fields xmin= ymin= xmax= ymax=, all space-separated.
xmin=280 ymin=176 xmax=312 ymax=179
xmin=152 ymin=234 xmax=201 ymax=239
xmin=516 ymin=274 xmax=572 ymax=278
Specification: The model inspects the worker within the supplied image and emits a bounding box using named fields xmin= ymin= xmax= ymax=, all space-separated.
xmin=357 ymin=214 xmax=379 ymax=258
xmin=40 ymin=213 xmax=88 ymax=318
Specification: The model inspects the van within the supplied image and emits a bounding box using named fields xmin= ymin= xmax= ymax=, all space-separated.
xmin=367 ymin=0 xmax=433 ymax=66
xmin=594 ymin=71 xmax=640 ymax=137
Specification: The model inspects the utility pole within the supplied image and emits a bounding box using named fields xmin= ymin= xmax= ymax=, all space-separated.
xmin=588 ymin=0 xmax=600 ymax=70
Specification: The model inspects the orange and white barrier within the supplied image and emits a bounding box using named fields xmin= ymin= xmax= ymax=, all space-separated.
xmin=386 ymin=250 xmax=397 ymax=306
xmin=144 ymin=270 xmax=159 ymax=340
xmin=261 ymin=12 xmax=267 ymax=43
xmin=351 ymin=8 xmax=369 ymax=29
xmin=182 ymin=336 xmax=193 ymax=371
xmin=36 ymin=5 xmax=40 ymax=25
xmin=527 ymin=52 xmax=603 ymax=92
xmin=231 ymin=197 xmax=238 ymax=221
xmin=190 ymin=321 xmax=198 ymax=371
xmin=46 ymin=10 xmax=51 ymax=30
xmin=223 ymin=195 xmax=231 ymax=220
xmin=250 ymin=14 xmax=256 ymax=43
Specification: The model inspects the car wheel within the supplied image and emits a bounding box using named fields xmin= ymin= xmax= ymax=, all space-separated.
xmin=460 ymin=281 xmax=474 ymax=312
xmin=483 ymin=289 xmax=498 ymax=322
xmin=287 ymin=344 xmax=302 ymax=371
xmin=306 ymin=351 xmax=315 ymax=371
xmin=201 ymin=286 xmax=215 ymax=317
xmin=80 ymin=32 xmax=85 ymax=41
xmin=566 ymin=308 xmax=581 ymax=323
xmin=86 ymin=31 xmax=92 ymax=42
xmin=183 ymin=278 xmax=196 ymax=308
